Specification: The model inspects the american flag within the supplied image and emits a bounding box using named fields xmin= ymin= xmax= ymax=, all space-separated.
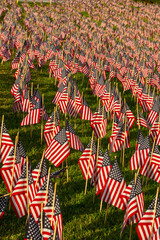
xmin=90 ymin=105 xmax=107 ymax=139
xmin=139 ymin=87 xmax=149 ymax=113
xmin=0 ymin=122 xmax=14 ymax=164
xmin=125 ymin=103 xmax=135 ymax=130
xmin=130 ymin=135 xmax=150 ymax=170
xmin=1 ymin=145 xmax=26 ymax=193
xmin=136 ymin=197 xmax=160 ymax=240
xmin=43 ymin=110 xmax=60 ymax=147
xmin=146 ymin=100 xmax=159 ymax=126
xmin=30 ymin=178 xmax=52 ymax=223
xmin=44 ymin=191 xmax=63 ymax=240
xmin=121 ymin=174 xmax=144 ymax=234
xmin=20 ymin=101 xmax=41 ymax=126
xmin=32 ymin=156 xmax=48 ymax=190
xmin=78 ymin=138 xmax=97 ymax=180
xmin=10 ymin=165 xmax=36 ymax=218
xmin=140 ymin=145 xmax=160 ymax=183
xmin=90 ymin=146 xmax=103 ymax=186
xmin=110 ymin=123 xmax=130 ymax=153
xmin=96 ymin=149 xmax=112 ymax=195
xmin=100 ymin=159 xmax=126 ymax=210
xmin=0 ymin=195 xmax=9 ymax=219
xmin=65 ymin=120 xmax=84 ymax=152
xmin=137 ymin=109 xmax=150 ymax=129
xmin=45 ymin=127 xmax=70 ymax=167
xmin=41 ymin=211 xmax=54 ymax=240
xmin=94 ymin=75 xmax=105 ymax=97
xmin=50 ymin=168 xmax=66 ymax=179
xmin=150 ymin=117 xmax=160 ymax=143
xmin=52 ymin=83 xmax=67 ymax=105
xmin=66 ymin=89 xmax=82 ymax=118
xmin=81 ymin=96 xmax=93 ymax=121
xmin=24 ymin=214 xmax=42 ymax=240
xmin=21 ymin=89 xmax=30 ymax=113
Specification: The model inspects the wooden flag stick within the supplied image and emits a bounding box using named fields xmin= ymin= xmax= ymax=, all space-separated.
xmin=35 ymin=150 xmax=45 ymax=189
xmin=28 ymin=90 xmax=32 ymax=138
xmin=10 ymin=132 xmax=19 ymax=195
xmin=26 ymin=156 xmax=29 ymax=220
xmin=137 ymin=98 xmax=140 ymax=130
xmin=65 ymin=82 xmax=71 ymax=118
xmin=122 ymin=104 xmax=127 ymax=168
xmin=84 ymin=130 xmax=94 ymax=195
xmin=74 ymin=85 xmax=76 ymax=129
xmin=129 ymin=217 xmax=133 ymax=240
xmin=0 ymin=193 xmax=11 ymax=198
xmin=93 ymin=138 xmax=100 ymax=203
xmin=158 ymin=113 xmax=160 ymax=134
xmin=94 ymin=102 xmax=104 ymax=202
xmin=44 ymin=167 xmax=51 ymax=206
xmin=104 ymin=203 xmax=109 ymax=224
xmin=100 ymin=199 xmax=103 ymax=212
xmin=52 ymin=107 xmax=56 ymax=139
xmin=82 ymin=92 xmax=83 ymax=136
xmin=31 ymin=82 xmax=33 ymax=97
xmin=145 ymin=136 xmax=156 ymax=190
xmin=63 ymin=120 xmax=68 ymax=182
xmin=66 ymin=158 xmax=68 ymax=182
xmin=112 ymin=110 xmax=115 ymax=133
xmin=51 ymin=182 xmax=58 ymax=227
xmin=0 ymin=115 xmax=4 ymax=149
xmin=41 ymin=201 xmax=43 ymax=235
xmin=129 ymin=170 xmax=140 ymax=239
xmin=53 ymin=219 xmax=58 ymax=240
xmin=107 ymin=83 xmax=111 ymax=120
xmin=149 ymin=185 xmax=160 ymax=240
xmin=41 ymin=94 xmax=44 ymax=145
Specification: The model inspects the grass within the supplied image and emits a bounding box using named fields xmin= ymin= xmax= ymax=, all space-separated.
xmin=0 ymin=1 xmax=160 ymax=240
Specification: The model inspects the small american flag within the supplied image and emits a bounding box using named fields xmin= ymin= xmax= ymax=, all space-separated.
xmin=100 ymin=159 xmax=126 ymax=210
xmin=45 ymin=127 xmax=70 ymax=167
xmin=0 ymin=195 xmax=9 ymax=219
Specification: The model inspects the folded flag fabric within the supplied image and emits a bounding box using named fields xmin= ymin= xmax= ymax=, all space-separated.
xmin=121 ymin=174 xmax=144 ymax=234
xmin=90 ymin=145 xmax=103 ymax=186
xmin=1 ymin=145 xmax=26 ymax=193
xmin=146 ymin=99 xmax=159 ymax=126
xmin=140 ymin=145 xmax=160 ymax=183
xmin=100 ymin=159 xmax=126 ymax=210
xmin=10 ymin=165 xmax=36 ymax=218
xmin=65 ymin=120 xmax=84 ymax=152
xmin=0 ymin=195 xmax=9 ymax=219
xmin=45 ymin=127 xmax=70 ymax=167
xmin=0 ymin=122 xmax=14 ymax=164
xmin=96 ymin=149 xmax=112 ymax=195
xmin=30 ymin=177 xmax=52 ymax=223
xmin=110 ymin=123 xmax=130 ymax=153
xmin=81 ymin=96 xmax=93 ymax=121
xmin=32 ymin=156 xmax=48 ymax=190
xmin=137 ymin=110 xmax=150 ymax=129
xmin=24 ymin=214 xmax=42 ymax=240
xmin=130 ymin=133 xmax=150 ymax=170
xmin=136 ymin=197 xmax=160 ymax=240
xmin=78 ymin=138 xmax=97 ymax=180
xmin=43 ymin=110 xmax=60 ymax=147
xmin=44 ymin=191 xmax=63 ymax=240
xmin=90 ymin=105 xmax=107 ymax=139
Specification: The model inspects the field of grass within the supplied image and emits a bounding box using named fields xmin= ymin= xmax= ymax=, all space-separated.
xmin=0 ymin=1 xmax=160 ymax=239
